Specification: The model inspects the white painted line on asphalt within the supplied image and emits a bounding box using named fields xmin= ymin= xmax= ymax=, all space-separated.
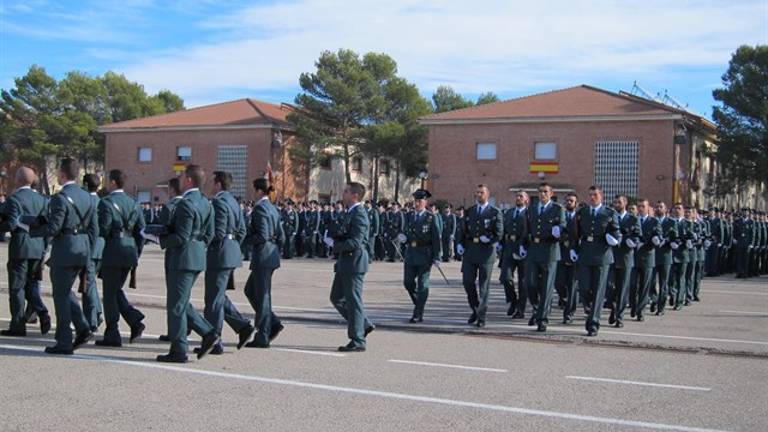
xmin=702 ymin=290 xmax=768 ymax=296
xmin=566 ymin=376 xmax=711 ymax=392
xmin=0 ymin=342 xmax=733 ymax=432
xmin=720 ymin=310 xmax=767 ymax=316
xmin=271 ymin=347 xmax=347 ymax=357
xmin=388 ymin=359 xmax=507 ymax=373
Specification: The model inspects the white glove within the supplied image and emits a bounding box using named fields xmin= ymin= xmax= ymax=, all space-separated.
xmin=651 ymin=236 xmax=661 ymax=246
xmin=479 ymin=235 xmax=490 ymax=243
xmin=140 ymin=228 xmax=159 ymax=244
xmin=433 ymin=260 xmax=441 ymax=267
xmin=450 ymin=235 xmax=455 ymax=240
xmin=685 ymin=240 xmax=693 ymax=249
xmin=704 ymin=240 xmax=712 ymax=248
xmin=16 ymin=221 xmax=30 ymax=232
xmin=732 ymin=239 xmax=738 ymax=245
xmin=397 ymin=233 xmax=407 ymax=243
xmin=717 ymin=243 xmax=722 ymax=247
xmin=670 ymin=242 xmax=679 ymax=250
xmin=626 ymin=238 xmax=637 ymax=248
xmin=748 ymin=245 xmax=754 ymax=249
xmin=323 ymin=236 xmax=334 ymax=248
xmin=605 ymin=233 xmax=619 ymax=246
xmin=551 ymin=226 xmax=561 ymax=238
xmin=495 ymin=243 xmax=502 ymax=252
xmin=456 ymin=244 xmax=465 ymax=255
xmin=570 ymin=249 xmax=579 ymax=262
xmin=519 ymin=245 xmax=527 ymax=258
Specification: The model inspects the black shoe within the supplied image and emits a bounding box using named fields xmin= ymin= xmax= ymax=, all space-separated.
xmin=537 ymin=324 xmax=547 ymax=332
xmin=44 ymin=345 xmax=74 ymax=355
xmin=73 ymin=331 xmax=93 ymax=350
xmin=563 ymin=316 xmax=573 ymax=325
xmin=630 ymin=309 xmax=636 ymax=318
xmin=656 ymin=309 xmax=666 ymax=316
xmin=194 ymin=344 xmax=223 ymax=355
xmin=95 ymin=339 xmax=122 ymax=347
xmin=1 ymin=328 xmax=26 ymax=337
xmin=39 ymin=313 xmax=51 ymax=335
xmin=237 ymin=325 xmax=256 ymax=350
xmin=476 ymin=320 xmax=485 ymax=328
xmin=693 ymin=296 xmax=700 ymax=302
xmin=409 ymin=316 xmax=423 ymax=324
xmin=650 ymin=303 xmax=657 ymax=313
xmin=673 ymin=305 xmax=681 ymax=311
xmin=586 ymin=329 xmax=598 ymax=337
xmin=156 ymin=352 xmax=188 ymax=363
xmin=512 ymin=311 xmax=525 ymax=319
xmin=684 ymin=300 xmax=691 ymax=306
xmin=269 ymin=323 xmax=285 ymax=342
xmin=338 ymin=342 xmax=365 ymax=352
xmin=158 ymin=334 xmax=170 ymax=342
xmin=507 ymin=304 xmax=516 ymax=316
xmin=129 ymin=322 xmax=145 ymax=344
xmin=245 ymin=340 xmax=270 ymax=348
xmin=197 ymin=332 xmax=220 ymax=359
xmin=528 ymin=317 xmax=536 ymax=326
xmin=608 ymin=312 xmax=616 ymax=325
xmin=669 ymin=297 xmax=675 ymax=307
xmin=615 ymin=321 xmax=624 ymax=328
xmin=364 ymin=324 xmax=376 ymax=337
xmin=637 ymin=313 xmax=645 ymax=322
xmin=468 ymin=312 xmax=478 ymax=324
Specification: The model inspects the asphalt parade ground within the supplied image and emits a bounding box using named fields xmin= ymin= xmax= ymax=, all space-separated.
xmin=0 ymin=244 xmax=766 ymax=432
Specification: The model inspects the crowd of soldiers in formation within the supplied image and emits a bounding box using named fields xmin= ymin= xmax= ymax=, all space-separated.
xmin=1 ymin=161 xmax=767 ymax=362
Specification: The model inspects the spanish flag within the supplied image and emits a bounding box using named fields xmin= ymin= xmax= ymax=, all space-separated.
xmin=529 ymin=162 xmax=559 ymax=174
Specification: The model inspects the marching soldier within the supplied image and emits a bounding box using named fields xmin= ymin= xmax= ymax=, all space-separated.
xmin=557 ymin=192 xmax=579 ymax=324
xmin=651 ymin=201 xmax=677 ymax=315
xmin=243 ymin=178 xmax=285 ymax=348
xmin=456 ymin=184 xmax=504 ymax=328
xmin=440 ymin=204 xmax=457 ymax=262
xmin=500 ymin=191 xmax=529 ymax=318
xmin=608 ymin=194 xmax=641 ymax=328
xmin=668 ymin=203 xmax=692 ymax=310
xmin=0 ymin=167 xmax=51 ymax=337
xmin=325 ymin=182 xmax=375 ymax=351
xmin=281 ymin=199 xmax=299 ymax=259
xmin=524 ymin=183 xmax=565 ymax=332
xmin=733 ymin=208 xmax=754 ymax=278
xmin=454 ymin=207 xmax=466 ymax=261
xmin=630 ymin=199 xmax=662 ymax=321
xmin=156 ymin=165 xmax=220 ymax=362
xmin=203 ymin=171 xmax=255 ymax=353
xmin=398 ymin=189 xmax=441 ymax=323
xmin=82 ymin=174 xmax=104 ymax=331
xmin=384 ymin=202 xmax=405 ymax=262
xmin=365 ymin=200 xmax=379 ymax=263
xmin=95 ymin=170 xmax=146 ymax=347
xmin=570 ymin=185 xmax=621 ymax=337
xmin=27 ymin=158 xmax=96 ymax=354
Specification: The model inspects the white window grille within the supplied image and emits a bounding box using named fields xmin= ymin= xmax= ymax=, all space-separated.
xmin=217 ymin=145 xmax=248 ymax=199
xmin=594 ymin=140 xmax=639 ymax=198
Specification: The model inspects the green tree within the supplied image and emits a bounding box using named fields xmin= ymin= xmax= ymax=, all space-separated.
xmin=711 ymin=45 xmax=768 ymax=190
xmin=476 ymin=91 xmax=500 ymax=105
xmin=432 ymin=85 xmax=474 ymax=113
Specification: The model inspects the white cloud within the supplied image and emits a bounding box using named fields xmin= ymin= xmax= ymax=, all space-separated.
xmin=119 ymin=0 xmax=767 ymax=106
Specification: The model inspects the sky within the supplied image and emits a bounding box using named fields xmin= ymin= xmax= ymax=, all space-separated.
xmin=1 ymin=0 xmax=766 ymax=119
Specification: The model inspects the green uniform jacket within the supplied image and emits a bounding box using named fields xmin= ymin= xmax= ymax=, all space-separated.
xmin=457 ymin=204 xmax=504 ymax=265
xmin=671 ymin=218 xmax=692 ymax=263
xmin=333 ymin=204 xmax=370 ymax=275
xmin=441 ymin=212 xmax=457 ymax=240
xmin=558 ymin=210 xmax=578 ymax=265
xmin=502 ymin=207 xmax=528 ymax=261
xmin=635 ymin=216 xmax=662 ymax=268
xmin=613 ymin=212 xmax=642 ymax=269
xmin=30 ymin=183 xmax=97 ymax=268
xmin=525 ymin=201 xmax=565 ymax=263
xmin=733 ymin=218 xmax=754 ymax=249
xmin=654 ymin=216 xmax=678 ymax=266
xmin=3 ymin=187 xmax=47 ymax=260
xmin=572 ymin=204 xmax=621 ymax=267
xmin=367 ymin=207 xmax=380 ymax=238
xmin=404 ymin=210 xmax=441 ymax=266
xmin=99 ymin=191 xmax=145 ymax=268
xmin=160 ymin=189 xmax=213 ymax=272
xmin=89 ymin=193 xmax=105 ymax=260
xmin=207 ymin=191 xmax=246 ymax=270
xmin=249 ymin=198 xmax=285 ymax=270
xmin=281 ymin=209 xmax=299 ymax=237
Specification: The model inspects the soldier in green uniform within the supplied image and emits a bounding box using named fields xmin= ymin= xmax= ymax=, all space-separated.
xmin=82 ymin=174 xmax=104 ymax=331
xmin=570 ymin=185 xmax=621 ymax=337
xmin=668 ymin=203 xmax=692 ymax=310
xmin=733 ymin=208 xmax=753 ymax=278
xmin=706 ymin=208 xmax=722 ymax=276
xmin=27 ymin=158 xmax=96 ymax=354
xmin=441 ymin=204 xmax=457 ymax=263
xmin=365 ymin=200 xmax=380 ymax=263
xmin=156 ymin=165 xmax=220 ymax=363
xmin=243 ymin=178 xmax=286 ymax=348
xmin=94 ymin=170 xmax=146 ymax=347
xmin=302 ymin=200 xmax=321 ymax=258
xmin=630 ymin=199 xmax=662 ymax=321
xmin=500 ymin=191 xmax=529 ymax=318
xmin=204 ymin=171 xmax=255 ymax=353
xmin=325 ymin=182 xmax=375 ymax=351
xmin=0 ymin=167 xmax=51 ymax=336
xmin=456 ymin=184 xmax=504 ymax=328
xmin=398 ymin=189 xmax=441 ymax=323
xmin=608 ymin=194 xmax=641 ymax=328
xmin=651 ymin=201 xmax=677 ymax=315
xmin=557 ymin=192 xmax=579 ymax=324
xmin=281 ymin=199 xmax=299 ymax=259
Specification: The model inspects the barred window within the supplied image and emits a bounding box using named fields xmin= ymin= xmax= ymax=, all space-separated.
xmin=217 ymin=145 xmax=248 ymax=199
xmin=594 ymin=140 xmax=639 ymax=198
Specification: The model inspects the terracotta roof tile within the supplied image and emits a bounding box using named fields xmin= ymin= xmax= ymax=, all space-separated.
xmin=100 ymin=98 xmax=291 ymax=130
xmin=421 ymin=85 xmax=676 ymax=121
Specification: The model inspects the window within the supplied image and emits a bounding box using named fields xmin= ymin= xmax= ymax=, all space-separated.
xmin=177 ymin=146 xmax=192 ymax=161
xmin=351 ymin=156 xmax=363 ymax=172
xmin=217 ymin=145 xmax=248 ymax=200
xmin=137 ymin=191 xmax=151 ymax=204
xmin=138 ymin=147 xmax=152 ymax=162
xmin=594 ymin=140 xmax=639 ymax=198
xmin=379 ymin=159 xmax=390 ymax=175
xmin=534 ymin=142 xmax=557 ymax=160
xmin=476 ymin=142 xmax=496 ymax=160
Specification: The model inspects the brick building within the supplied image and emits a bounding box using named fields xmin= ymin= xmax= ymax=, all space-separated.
xmin=420 ymin=85 xmax=762 ymax=209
